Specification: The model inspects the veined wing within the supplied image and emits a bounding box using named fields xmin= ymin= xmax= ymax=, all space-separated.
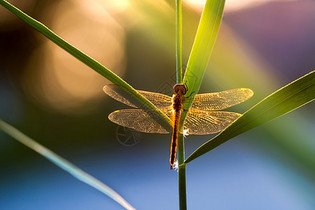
xmin=103 ymin=84 xmax=172 ymax=108
xmin=184 ymin=108 xmax=241 ymax=135
xmin=108 ymin=107 xmax=173 ymax=134
xmin=191 ymin=88 xmax=253 ymax=111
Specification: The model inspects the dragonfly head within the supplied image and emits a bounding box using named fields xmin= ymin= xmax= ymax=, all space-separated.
xmin=173 ymin=84 xmax=187 ymax=95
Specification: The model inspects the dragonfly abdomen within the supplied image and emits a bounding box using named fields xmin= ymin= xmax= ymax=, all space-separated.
xmin=170 ymin=109 xmax=181 ymax=169
xmin=170 ymin=84 xmax=186 ymax=169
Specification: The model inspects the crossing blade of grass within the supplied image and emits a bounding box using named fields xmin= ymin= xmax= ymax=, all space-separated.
xmin=185 ymin=70 xmax=315 ymax=164
xmin=182 ymin=0 xmax=225 ymax=111
xmin=179 ymin=0 xmax=225 ymax=127
xmin=0 ymin=119 xmax=135 ymax=210
xmin=0 ymin=0 xmax=172 ymax=131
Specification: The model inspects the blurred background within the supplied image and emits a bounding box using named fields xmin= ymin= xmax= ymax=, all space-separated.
xmin=0 ymin=0 xmax=314 ymax=209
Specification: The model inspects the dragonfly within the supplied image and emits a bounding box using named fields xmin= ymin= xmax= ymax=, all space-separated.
xmin=104 ymin=84 xmax=253 ymax=169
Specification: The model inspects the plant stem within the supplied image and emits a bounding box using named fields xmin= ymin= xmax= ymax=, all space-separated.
xmin=177 ymin=133 xmax=187 ymax=210
xmin=176 ymin=0 xmax=182 ymax=84
xmin=176 ymin=0 xmax=187 ymax=209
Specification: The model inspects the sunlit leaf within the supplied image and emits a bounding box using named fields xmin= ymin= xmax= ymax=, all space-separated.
xmin=182 ymin=0 xmax=225 ymax=111
xmin=185 ymin=70 xmax=315 ymax=163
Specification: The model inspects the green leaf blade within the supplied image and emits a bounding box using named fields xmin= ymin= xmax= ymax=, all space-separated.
xmin=183 ymin=0 xmax=225 ymax=109
xmin=0 ymin=119 xmax=135 ymax=210
xmin=185 ymin=70 xmax=315 ymax=163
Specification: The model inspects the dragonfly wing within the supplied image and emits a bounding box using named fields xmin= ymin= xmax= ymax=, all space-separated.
xmin=191 ymin=88 xmax=253 ymax=110
xmin=103 ymin=84 xmax=172 ymax=108
xmin=108 ymin=108 xmax=173 ymax=134
xmin=184 ymin=108 xmax=241 ymax=135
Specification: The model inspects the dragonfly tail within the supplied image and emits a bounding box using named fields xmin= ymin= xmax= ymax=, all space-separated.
xmin=170 ymin=110 xmax=180 ymax=170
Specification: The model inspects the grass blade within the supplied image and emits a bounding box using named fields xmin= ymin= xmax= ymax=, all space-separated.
xmin=0 ymin=0 xmax=172 ymax=131
xmin=0 ymin=119 xmax=135 ymax=210
xmin=179 ymin=0 xmax=225 ymax=129
xmin=185 ymin=70 xmax=315 ymax=163
xmin=182 ymin=0 xmax=225 ymax=110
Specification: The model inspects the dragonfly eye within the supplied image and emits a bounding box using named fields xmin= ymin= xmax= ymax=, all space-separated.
xmin=173 ymin=84 xmax=187 ymax=95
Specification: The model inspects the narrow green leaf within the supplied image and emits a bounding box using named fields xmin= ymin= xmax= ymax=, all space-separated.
xmin=0 ymin=119 xmax=135 ymax=210
xmin=182 ymin=0 xmax=225 ymax=110
xmin=179 ymin=0 xmax=225 ymax=129
xmin=185 ymin=70 xmax=315 ymax=163
xmin=0 ymin=0 xmax=172 ymax=131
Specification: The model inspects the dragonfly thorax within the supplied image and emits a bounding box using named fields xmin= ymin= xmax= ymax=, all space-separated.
xmin=173 ymin=84 xmax=187 ymax=95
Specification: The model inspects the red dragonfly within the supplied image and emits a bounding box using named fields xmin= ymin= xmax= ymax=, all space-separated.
xmin=104 ymin=84 xmax=253 ymax=169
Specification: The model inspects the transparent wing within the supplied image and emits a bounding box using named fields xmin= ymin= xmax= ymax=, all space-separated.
xmin=191 ymin=88 xmax=253 ymax=111
xmin=108 ymin=108 xmax=173 ymax=134
xmin=184 ymin=108 xmax=241 ymax=135
xmin=103 ymin=84 xmax=172 ymax=108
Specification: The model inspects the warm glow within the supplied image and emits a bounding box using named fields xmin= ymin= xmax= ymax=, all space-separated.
xmin=22 ymin=0 xmax=126 ymax=113
xmin=183 ymin=0 xmax=207 ymax=10
xmin=98 ymin=0 xmax=131 ymax=13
